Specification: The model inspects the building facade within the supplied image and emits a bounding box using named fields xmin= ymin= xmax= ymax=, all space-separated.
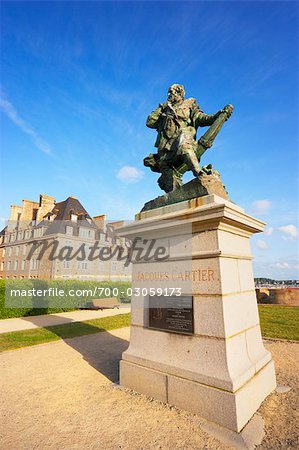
xmin=0 ymin=194 xmax=131 ymax=281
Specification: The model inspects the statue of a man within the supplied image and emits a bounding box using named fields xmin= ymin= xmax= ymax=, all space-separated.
xmin=144 ymin=84 xmax=233 ymax=193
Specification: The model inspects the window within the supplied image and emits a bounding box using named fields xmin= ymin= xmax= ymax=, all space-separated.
xmin=0 ymin=261 xmax=4 ymax=271
xmin=14 ymin=260 xmax=18 ymax=270
xmin=8 ymin=247 xmax=12 ymax=256
xmin=30 ymin=259 xmax=39 ymax=270
xmin=15 ymin=246 xmax=20 ymax=256
xmin=23 ymin=245 xmax=27 ymax=256
xmin=63 ymin=260 xmax=70 ymax=269
xmin=22 ymin=260 xmax=26 ymax=270
xmin=66 ymin=226 xmax=73 ymax=236
xmin=71 ymin=214 xmax=77 ymax=222
xmin=99 ymin=231 xmax=106 ymax=242
xmin=79 ymin=228 xmax=94 ymax=239
xmin=7 ymin=261 xmax=11 ymax=270
xmin=34 ymin=228 xmax=42 ymax=238
xmin=79 ymin=227 xmax=87 ymax=238
xmin=78 ymin=262 xmax=88 ymax=270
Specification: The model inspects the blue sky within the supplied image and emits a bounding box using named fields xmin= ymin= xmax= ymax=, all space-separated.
xmin=0 ymin=1 xmax=298 ymax=279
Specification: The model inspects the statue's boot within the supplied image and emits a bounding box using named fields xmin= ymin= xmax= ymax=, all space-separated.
xmin=158 ymin=168 xmax=183 ymax=193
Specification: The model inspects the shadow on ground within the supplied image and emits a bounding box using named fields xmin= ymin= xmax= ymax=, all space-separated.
xmin=23 ymin=314 xmax=129 ymax=382
xmin=21 ymin=314 xmax=75 ymax=326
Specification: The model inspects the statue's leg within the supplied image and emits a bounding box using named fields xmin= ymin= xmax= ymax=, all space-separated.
xmin=143 ymin=153 xmax=161 ymax=173
xmin=158 ymin=170 xmax=182 ymax=193
xmin=181 ymin=150 xmax=200 ymax=177
xmin=159 ymin=147 xmax=183 ymax=193
xmin=177 ymin=132 xmax=201 ymax=177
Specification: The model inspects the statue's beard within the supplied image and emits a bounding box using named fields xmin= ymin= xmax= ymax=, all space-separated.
xmin=168 ymin=95 xmax=183 ymax=105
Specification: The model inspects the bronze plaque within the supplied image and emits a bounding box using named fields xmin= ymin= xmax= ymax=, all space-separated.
xmin=148 ymin=295 xmax=194 ymax=335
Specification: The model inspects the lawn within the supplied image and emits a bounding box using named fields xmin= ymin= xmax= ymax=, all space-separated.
xmin=0 ymin=313 xmax=131 ymax=352
xmin=0 ymin=305 xmax=298 ymax=353
xmin=258 ymin=305 xmax=299 ymax=341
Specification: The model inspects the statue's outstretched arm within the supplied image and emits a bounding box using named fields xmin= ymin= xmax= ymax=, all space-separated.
xmin=195 ymin=110 xmax=221 ymax=127
xmin=146 ymin=104 xmax=163 ymax=129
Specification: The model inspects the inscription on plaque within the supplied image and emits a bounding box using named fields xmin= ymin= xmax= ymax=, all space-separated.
xmin=148 ymin=295 xmax=194 ymax=335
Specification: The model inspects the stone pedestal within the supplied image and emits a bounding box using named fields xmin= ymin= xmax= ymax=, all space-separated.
xmin=119 ymin=194 xmax=276 ymax=432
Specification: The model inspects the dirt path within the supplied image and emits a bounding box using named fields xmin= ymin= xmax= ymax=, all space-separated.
xmin=1 ymin=330 xmax=298 ymax=449
xmin=0 ymin=305 xmax=130 ymax=334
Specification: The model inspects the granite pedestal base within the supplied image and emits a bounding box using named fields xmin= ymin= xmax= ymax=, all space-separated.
xmin=119 ymin=195 xmax=276 ymax=432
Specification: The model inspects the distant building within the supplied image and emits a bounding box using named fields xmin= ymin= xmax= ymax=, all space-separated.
xmin=0 ymin=194 xmax=131 ymax=281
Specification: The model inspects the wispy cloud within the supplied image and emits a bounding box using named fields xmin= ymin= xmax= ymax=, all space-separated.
xmin=0 ymin=93 xmax=52 ymax=155
xmin=264 ymin=227 xmax=273 ymax=236
xmin=116 ymin=166 xmax=144 ymax=184
xmin=240 ymin=50 xmax=290 ymax=95
xmin=278 ymin=224 xmax=298 ymax=240
xmin=256 ymin=239 xmax=268 ymax=250
xmin=270 ymin=262 xmax=298 ymax=270
xmin=252 ymin=199 xmax=271 ymax=215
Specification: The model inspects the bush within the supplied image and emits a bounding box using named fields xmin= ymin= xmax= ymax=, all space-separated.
xmin=0 ymin=279 xmax=131 ymax=319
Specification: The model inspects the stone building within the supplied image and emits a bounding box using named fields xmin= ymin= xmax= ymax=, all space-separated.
xmin=0 ymin=194 xmax=131 ymax=281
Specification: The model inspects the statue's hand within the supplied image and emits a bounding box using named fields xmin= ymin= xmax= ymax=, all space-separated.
xmin=222 ymin=104 xmax=234 ymax=119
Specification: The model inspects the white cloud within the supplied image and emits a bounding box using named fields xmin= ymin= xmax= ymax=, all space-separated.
xmin=116 ymin=166 xmax=144 ymax=183
xmin=252 ymin=199 xmax=271 ymax=214
xmin=264 ymin=227 xmax=273 ymax=236
xmin=278 ymin=224 xmax=298 ymax=240
xmin=270 ymin=262 xmax=299 ymax=271
xmin=0 ymin=94 xmax=52 ymax=155
xmin=256 ymin=239 xmax=268 ymax=250
xmin=270 ymin=262 xmax=290 ymax=269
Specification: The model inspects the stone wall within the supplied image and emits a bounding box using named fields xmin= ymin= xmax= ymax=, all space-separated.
xmin=256 ymin=288 xmax=299 ymax=306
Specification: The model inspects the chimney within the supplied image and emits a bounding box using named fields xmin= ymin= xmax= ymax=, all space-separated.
xmin=37 ymin=194 xmax=56 ymax=221
xmin=39 ymin=194 xmax=56 ymax=207
xmin=93 ymin=214 xmax=106 ymax=230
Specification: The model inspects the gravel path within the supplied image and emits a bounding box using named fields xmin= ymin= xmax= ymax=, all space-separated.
xmin=1 ymin=329 xmax=298 ymax=449
xmin=0 ymin=305 xmax=130 ymax=334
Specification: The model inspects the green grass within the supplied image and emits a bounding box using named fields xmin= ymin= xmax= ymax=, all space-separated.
xmin=258 ymin=305 xmax=299 ymax=341
xmin=0 ymin=313 xmax=131 ymax=352
xmin=0 ymin=305 xmax=298 ymax=353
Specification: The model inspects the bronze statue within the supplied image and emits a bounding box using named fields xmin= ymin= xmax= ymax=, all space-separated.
xmin=144 ymin=84 xmax=233 ymax=193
